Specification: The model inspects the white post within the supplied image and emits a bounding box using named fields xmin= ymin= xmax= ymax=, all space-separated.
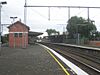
xmin=24 ymin=0 xmax=27 ymax=24
xmin=0 ymin=4 xmax=2 ymax=48
xmin=77 ymin=33 xmax=80 ymax=45
xmin=0 ymin=1 xmax=7 ymax=55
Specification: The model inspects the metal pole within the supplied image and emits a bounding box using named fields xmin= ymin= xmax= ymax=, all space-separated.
xmin=0 ymin=4 xmax=2 ymax=48
xmin=48 ymin=7 xmax=50 ymax=21
xmin=24 ymin=0 xmax=27 ymax=24
xmin=68 ymin=7 xmax=70 ymax=20
xmin=23 ymin=0 xmax=27 ymax=48
xmin=77 ymin=33 xmax=80 ymax=45
xmin=87 ymin=8 xmax=89 ymax=38
xmin=0 ymin=2 xmax=7 ymax=55
xmin=87 ymin=8 xmax=89 ymax=22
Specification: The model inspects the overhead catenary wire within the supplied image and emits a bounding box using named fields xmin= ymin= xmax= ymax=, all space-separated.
xmin=74 ymin=8 xmax=87 ymax=16
xmin=30 ymin=8 xmax=48 ymax=19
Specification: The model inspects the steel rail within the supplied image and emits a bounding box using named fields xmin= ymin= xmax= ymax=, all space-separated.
xmin=41 ymin=42 xmax=100 ymax=74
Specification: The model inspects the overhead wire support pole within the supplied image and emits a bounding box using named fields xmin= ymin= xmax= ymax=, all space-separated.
xmin=68 ymin=7 xmax=70 ymax=20
xmin=48 ymin=7 xmax=50 ymax=21
xmin=0 ymin=4 xmax=2 ymax=48
xmin=23 ymin=0 xmax=27 ymax=48
xmin=87 ymin=8 xmax=90 ymax=38
xmin=87 ymin=8 xmax=90 ymax=22
xmin=0 ymin=1 xmax=7 ymax=55
xmin=24 ymin=0 xmax=27 ymax=24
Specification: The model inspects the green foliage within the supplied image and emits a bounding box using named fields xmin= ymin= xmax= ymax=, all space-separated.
xmin=96 ymin=31 xmax=100 ymax=37
xmin=90 ymin=31 xmax=100 ymax=40
xmin=67 ymin=16 xmax=97 ymax=39
xmin=46 ymin=29 xmax=60 ymax=36
xmin=1 ymin=34 xmax=9 ymax=44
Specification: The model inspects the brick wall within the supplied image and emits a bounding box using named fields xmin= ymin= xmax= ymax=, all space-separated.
xmin=8 ymin=21 xmax=29 ymax=48
xmin=89 ymin=41 xmax=100 ymax=46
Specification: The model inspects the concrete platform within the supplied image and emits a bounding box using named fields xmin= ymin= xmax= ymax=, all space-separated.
xmin=0 ymin=44 xmax=66 ymax=75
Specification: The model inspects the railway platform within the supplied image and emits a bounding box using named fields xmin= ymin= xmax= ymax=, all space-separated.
xmin=0 ymin=44 xmax=70 ymax=75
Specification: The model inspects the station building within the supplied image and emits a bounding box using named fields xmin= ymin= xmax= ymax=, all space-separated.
xmin=8 ymin=21 xmax=43 ymax=48
xmin=8 ymin=21 xmax=29 ymax=48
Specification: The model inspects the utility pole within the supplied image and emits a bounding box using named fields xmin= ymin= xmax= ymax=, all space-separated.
xmin=23 ymin=0 xmax=27 ymax=48
xmin=24 ymin=0 xmax=27 ymax=24
xmin=87 ymin=8 xmax=90 ymax=22
xmin=68 ymin=7 xmax=70 ymax=20
xmin=57 ymin=24 xmax=67 ymax=34
xmin=0 ymin=1 xmax=7 ymax=55
xmin=48 ymin=7 xmax=50 ymax=21
xmin=0 ymin=4 xmax=2 ymax=48
xmin=87 ymin=8 xmax=90 ymax=38
xmin=0 ymin=1 xmax=7 ymax=47
xmin=57 ymin=24 xmax=67 ymax=43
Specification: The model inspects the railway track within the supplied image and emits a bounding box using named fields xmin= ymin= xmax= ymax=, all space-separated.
xmin=40 ymin=42 xmax=100 ymax=75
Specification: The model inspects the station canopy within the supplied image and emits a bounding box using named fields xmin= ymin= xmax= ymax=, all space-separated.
xmin=28 ymin=31 xmax=43 ymax=36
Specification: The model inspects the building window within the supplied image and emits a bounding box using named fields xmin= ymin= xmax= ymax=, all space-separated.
xmin=19 ymin=33 xmax=22 ymax=37
xmin=14 ymin=33 xmax=18 ymax=37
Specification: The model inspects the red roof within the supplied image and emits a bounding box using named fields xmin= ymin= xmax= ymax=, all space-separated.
xmin=7 ymin=21 xmax=30 ymax=30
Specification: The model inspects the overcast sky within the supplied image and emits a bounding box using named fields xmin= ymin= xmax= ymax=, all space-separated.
xmin=1 ymin=0 xmax=100 ymax=36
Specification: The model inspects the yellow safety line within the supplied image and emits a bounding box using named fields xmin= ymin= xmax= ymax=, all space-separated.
xmin=46 ymin=49 xmax=70 ymax=75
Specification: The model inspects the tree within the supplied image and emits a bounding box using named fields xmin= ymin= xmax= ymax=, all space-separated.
xmin=67 ymin=16 xmax=97 ymax=39
xmin=46 ymin=29 xmax=60 ymax=36
xmin=90 ymin=31 xmax=100 ymax=40
xmin=1 ymin=34 xmax=9 ymax=44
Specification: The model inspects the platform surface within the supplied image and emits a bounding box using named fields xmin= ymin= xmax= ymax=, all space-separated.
xmin=0 ymin=44 xmax=66 ymax=75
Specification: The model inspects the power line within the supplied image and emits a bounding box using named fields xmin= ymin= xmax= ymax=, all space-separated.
xmin=75 ymin=8 xmax=86 ymax=16
xmin=30 ymin=8 xmax=48 ymax=19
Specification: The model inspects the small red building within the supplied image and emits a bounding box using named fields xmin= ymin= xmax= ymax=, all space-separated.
xmin=8 ymin=21 xmax=30 ymax=48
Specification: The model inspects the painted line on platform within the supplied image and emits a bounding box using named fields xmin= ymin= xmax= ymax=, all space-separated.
xmin=46 ymin=48 xmax=70 ymax=75
xmin=39 ymin=44 xmax=89 ymax=75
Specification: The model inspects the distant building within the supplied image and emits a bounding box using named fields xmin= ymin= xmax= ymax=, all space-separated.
xmin=43 ymin=35 xmax=66 ymax=43
xmin=28 ymin=31 xmax=43 ymax=44
xmin=8 ymin=21 xmax=29 ymax=48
